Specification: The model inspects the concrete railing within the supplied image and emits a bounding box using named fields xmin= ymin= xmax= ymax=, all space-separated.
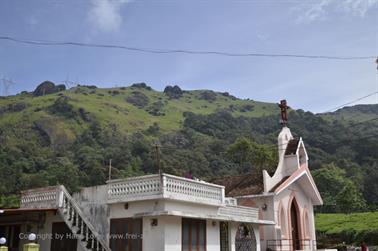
xmin=218 ymin=205 xmax=259 ymax=219
xmin=107 ymin=174 xmax=162 ymax=202
xmin=20 ymin=186 xmax=60 ymax=209
xmin=107 ymin=173 xmax=225 ymax=205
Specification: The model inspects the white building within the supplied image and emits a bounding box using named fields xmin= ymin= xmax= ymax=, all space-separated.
xmin=213 ymin=126 xmax=323 ymax=251
xmin=0 ymin=173 xmax=273 ymax=251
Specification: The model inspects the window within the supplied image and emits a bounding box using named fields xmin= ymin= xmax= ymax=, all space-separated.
xmin=219 ymin=222 xmax=229 ymax=251
xmin=182 ymin=218 xmax=206 ymax=251
xmin=110 ymin=218 xmax=142 ymax=251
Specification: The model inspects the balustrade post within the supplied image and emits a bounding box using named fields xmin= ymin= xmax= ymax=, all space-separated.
xmin=74 ymin=212 xmax=79 ymax=227
xmin=80 ymin=219 xmax=84 ymax=235
xmin=56 ymin=186 xmax=64 ymax=208
xmin=161 ymin=174 xmax=167 ymax=197
xmin=91 ymin=238 xmax=95 ymax=249
xmin=221 ymin=187 xmax=225 ymax=204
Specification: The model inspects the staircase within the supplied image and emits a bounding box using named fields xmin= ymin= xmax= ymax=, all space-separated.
xmin=57 ymin=185 xmax=111 ymax=251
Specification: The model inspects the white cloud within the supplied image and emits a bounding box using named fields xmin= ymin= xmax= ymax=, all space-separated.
xmin=292 ymin=0 xmax=378 ymax=23
xmin=338 ymin=0 xmax=378 ymax=17
xmin=87 ymin=0 xmax=131 ymax=33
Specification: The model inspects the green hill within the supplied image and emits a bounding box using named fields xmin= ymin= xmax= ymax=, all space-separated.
xmin=0 ymin=84 xmax=277 ymax=139
xmin=0 ymin=82 xmax=377 ymax=213
xmin=316 ymin=212 xmax=378 ymax=246
xmin=320 ymin=104 xmax=378 ymax=124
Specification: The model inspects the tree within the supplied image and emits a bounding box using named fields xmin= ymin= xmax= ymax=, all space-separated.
xmin=45 ymin=157 xmax=80 ymax=192
xmin=226 ymin=137 xmax=277 ymax=173
xmin=313 ymin=164 xmax=366 ymax=213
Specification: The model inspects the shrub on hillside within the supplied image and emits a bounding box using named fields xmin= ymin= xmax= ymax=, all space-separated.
xmin=131 ymin=83 xmax=152 ymax=91
xmin=126 ymin=91 xmax=150 ymax=108
xmin=199 ymin=90 xmax=217 ymax=102
xmin=146 ymin=101 xmax=165 ymax=116
xmin=48 ymin=96 xmax=76 ymax=119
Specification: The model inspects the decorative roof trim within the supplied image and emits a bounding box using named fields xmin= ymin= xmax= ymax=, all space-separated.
xmin=274 ymin=165 xmax=323 ymax=205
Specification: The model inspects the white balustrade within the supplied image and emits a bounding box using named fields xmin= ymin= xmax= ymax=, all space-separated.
xmin=21 ymin=186 xmax=59 ymax=209
xmin=108 ymin=174 xmax=162 ymax=202
xmin=163 ymin=174 xmax=224 ymax=205
xmin=107 ymin=173 xmax=225 ymax=205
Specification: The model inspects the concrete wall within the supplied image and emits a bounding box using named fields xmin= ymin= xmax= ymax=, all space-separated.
xmin=109 ymin=200 xmax=223 ymax=251
xmin=142 ymin=216 xmax=166 ymax=251
xmin=238 ymin=196 xmax=275 ymax=251
xmin=207 ymin=220 xmax=220 ymax=251
xmin=73 ymin=185 xmax=109 ymax=242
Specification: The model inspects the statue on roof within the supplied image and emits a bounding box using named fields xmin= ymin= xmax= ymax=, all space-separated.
xmin=278 ymin=99 xmax=290 ymax=126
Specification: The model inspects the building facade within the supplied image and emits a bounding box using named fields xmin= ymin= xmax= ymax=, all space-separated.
xmin=0 ymin=173 xmax=273 ymax=251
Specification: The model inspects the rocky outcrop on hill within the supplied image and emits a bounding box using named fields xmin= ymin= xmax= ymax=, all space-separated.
xmin=33 ymin=81 xmax=66 ymax=96
xmin=164 ymin=85 xmax=183 ymax=99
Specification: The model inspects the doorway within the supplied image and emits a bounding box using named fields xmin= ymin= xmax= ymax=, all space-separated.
xmin=50 ymin=222 xmax=78 ymax=251
xmin=235 ymin=224 xmax=256 ymax=251
xmin=290 ymin=199 xmax=301 ymax=251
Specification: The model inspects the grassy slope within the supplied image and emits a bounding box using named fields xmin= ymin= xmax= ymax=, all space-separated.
xmin=0 ymin=86 xmax=278 ymax=136
xmin=315 ymin=212 xmax=378 ymax=245
xmin=316 ymin=212 xmax=378 ymax=234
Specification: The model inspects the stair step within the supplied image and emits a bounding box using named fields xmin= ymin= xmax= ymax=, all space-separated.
xmin=71 ymin=226 xmax=79 ymax=233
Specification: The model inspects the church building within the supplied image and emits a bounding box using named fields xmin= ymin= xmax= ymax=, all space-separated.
xmin=213 ymin=100 xmax=323 ymax=251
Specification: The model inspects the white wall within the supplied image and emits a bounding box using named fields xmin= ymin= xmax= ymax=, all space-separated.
xmin=162 ymin=216 xmax=182 ymax=251
xmin=207 ymin=220 xmax=220 ymax=251
xmin=141 ymin=216 xmax=221 ymax=251
xmin=142 ymin=216 xmax=165 ymax=251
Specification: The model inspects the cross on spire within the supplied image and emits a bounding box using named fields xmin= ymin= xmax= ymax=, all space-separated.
xmin=278 ymin=99 xmax=290 ymax=126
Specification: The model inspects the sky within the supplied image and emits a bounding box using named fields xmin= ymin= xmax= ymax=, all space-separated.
xmin=0 ymin=0 xmax=377 ymax=113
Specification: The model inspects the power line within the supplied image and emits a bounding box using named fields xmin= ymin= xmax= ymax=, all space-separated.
xmin=0 ymin=36 xmax=376 ymax=60
xmin=323 ymin=91 xmax=378 ymax=113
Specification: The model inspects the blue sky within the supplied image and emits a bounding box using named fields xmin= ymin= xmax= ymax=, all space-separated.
xmin=0 ymin=0 xmax=377 ymax=113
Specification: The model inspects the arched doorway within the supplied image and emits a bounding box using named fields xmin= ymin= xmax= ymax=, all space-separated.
xmin=235 ymin=224 xmax=256 ymax=251
xmin=289 ymin=198 xmax=301 ymax=251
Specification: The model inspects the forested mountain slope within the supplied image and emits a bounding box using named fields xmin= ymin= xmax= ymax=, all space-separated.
xmin=0 ymin=82 xmax=377 ymax=212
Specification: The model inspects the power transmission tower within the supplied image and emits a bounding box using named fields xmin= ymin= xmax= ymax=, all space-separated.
xmin=60 ymin=75 xmax=81 ymax=90
xmin=0 ymin=77 xmax=16 ymax=96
